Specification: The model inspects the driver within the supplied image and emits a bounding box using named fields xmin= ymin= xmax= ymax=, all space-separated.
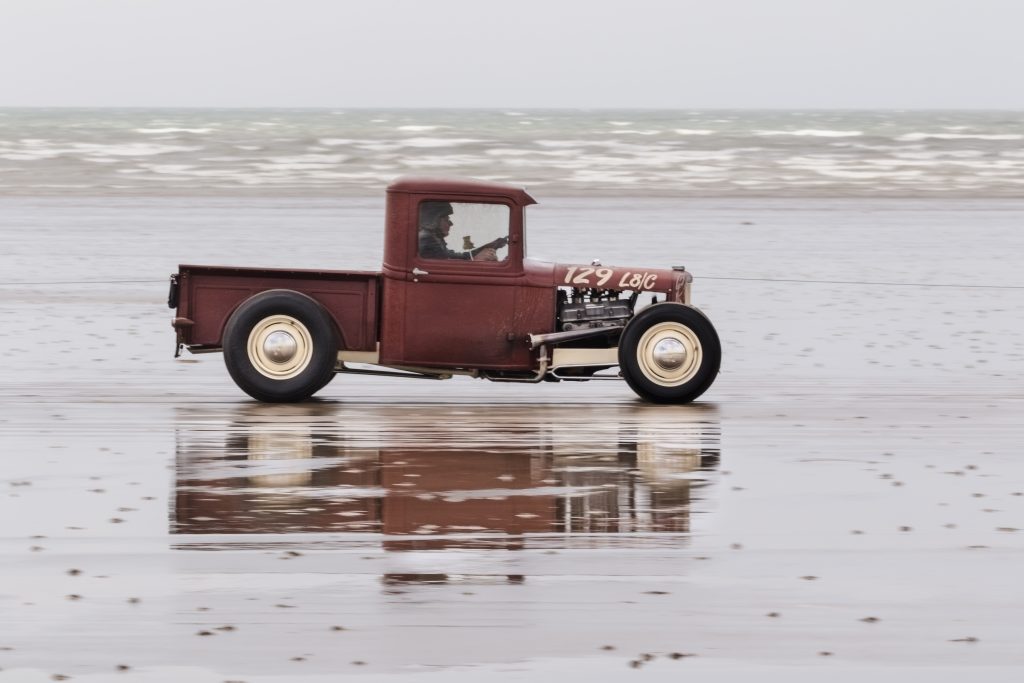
xmin=418 ymin=201 xmax=498 ymax=261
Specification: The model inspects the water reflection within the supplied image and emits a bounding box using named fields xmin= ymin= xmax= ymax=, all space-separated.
xmin=173 ymin=403 xmax=720 ymax=550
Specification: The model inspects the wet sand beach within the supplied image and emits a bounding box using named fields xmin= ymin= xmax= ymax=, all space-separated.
xmin=2 ymin=197 xmax=1023 ymax=681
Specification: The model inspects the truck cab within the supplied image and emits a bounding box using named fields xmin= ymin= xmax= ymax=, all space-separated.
xmin=378 ymin=177 xmax=547 ymax=371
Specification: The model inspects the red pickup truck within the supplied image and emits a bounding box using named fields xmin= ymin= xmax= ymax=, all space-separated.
xmin=168 ymin=177 xmax=720 ymax=403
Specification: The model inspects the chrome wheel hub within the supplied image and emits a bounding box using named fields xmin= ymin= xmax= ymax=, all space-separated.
xmin=636 ymin=321 xmax=702 ymax=387
xmin=247 ymin=315 xmax=313 ymax=380
xmin=263 ymin=330 xmax=298 ymax=363
xmin=652 ymin=337 xmax=687 ymax=370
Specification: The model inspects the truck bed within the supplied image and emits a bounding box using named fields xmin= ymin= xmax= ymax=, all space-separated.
xmin=171 ymin=265 xmax=381 ymax=352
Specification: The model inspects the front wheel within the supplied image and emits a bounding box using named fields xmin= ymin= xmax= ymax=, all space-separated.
xmin=223 ymin=290 xmax=339 ymax=402
xmin=618 ymin=303 xmax=720 ymax=404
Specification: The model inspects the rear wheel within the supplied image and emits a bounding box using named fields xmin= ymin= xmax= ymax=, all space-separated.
xmin=618 ymin=303 xmax=720 ymax=403
xmin=223 ymin=290 xmax=339 ymax=402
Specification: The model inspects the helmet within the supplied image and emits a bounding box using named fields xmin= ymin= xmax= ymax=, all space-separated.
xmin=420 ymin=201 xmax=453 ymax=226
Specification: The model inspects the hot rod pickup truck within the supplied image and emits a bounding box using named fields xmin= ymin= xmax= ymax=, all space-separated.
xmin=168 ymin=177 xmax=720 ymax=403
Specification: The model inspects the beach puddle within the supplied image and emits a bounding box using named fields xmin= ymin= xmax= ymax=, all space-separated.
xmin=172 ymin=402 xmax=719 ymax=550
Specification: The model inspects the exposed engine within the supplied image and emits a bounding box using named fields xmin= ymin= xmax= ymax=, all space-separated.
xmin=557 ymin=288 xmax=636 ymax=331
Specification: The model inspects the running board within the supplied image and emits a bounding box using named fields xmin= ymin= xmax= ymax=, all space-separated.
xmin=336 ymin=366 xmax=453 ymax=380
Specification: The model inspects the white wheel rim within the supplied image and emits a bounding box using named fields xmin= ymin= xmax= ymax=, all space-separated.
xmin=246 ymin=315 xmax=313 ymax=380
xmin=635 ymin=321 xmax=702 ymax=387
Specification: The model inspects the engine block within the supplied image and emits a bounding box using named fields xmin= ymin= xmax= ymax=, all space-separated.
xmin=559 ymin=299 xmax=632 ymax=331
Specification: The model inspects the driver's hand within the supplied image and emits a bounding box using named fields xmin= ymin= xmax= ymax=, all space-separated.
xmin=475 ymin=247 xmax=498 ymax=262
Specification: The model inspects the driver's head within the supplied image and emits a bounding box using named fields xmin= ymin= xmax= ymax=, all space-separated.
xmin=420 ymin=201 xmax=453 ymax=237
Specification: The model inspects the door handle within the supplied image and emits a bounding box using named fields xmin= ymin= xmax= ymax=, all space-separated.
xmin=412 ymin=267 xmax=429 ymax=277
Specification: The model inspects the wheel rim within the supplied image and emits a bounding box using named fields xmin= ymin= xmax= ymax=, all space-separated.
xmin=246 ymin=315 xmax=313 ymax=380
xmin=635 ymin=321 xmax=703 ymax=387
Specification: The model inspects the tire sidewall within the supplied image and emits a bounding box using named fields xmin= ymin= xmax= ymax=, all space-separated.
xmin=223 ymin=290 xmax=338 ymax=402
xmin=618 ymin=303 xmax=721 ymax=403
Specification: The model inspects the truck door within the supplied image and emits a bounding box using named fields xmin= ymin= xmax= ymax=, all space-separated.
xmin=391 ymin=200 xmax=521 ymax=369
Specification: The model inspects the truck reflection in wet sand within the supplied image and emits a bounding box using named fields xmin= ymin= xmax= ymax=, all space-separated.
xmin=173 ymin=404 xmax=719 ymax=558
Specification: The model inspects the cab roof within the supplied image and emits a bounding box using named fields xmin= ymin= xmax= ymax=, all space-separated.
xmin=387 ymin=176 xmax=537 ymax=206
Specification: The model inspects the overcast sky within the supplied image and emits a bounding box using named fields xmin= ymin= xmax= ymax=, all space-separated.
xmin=1 ymin=0 xmax=1022 ymax=108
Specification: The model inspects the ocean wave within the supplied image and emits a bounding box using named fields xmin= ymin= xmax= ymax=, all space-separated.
xmin=673 ymin=129 xmax=715 ymax=135
xmin=89 ymin=143 xmax=205 ymax=157
xmin=815 ymin=169 xmax=926 ymax=180
xmin=402 ymin=154 xmax=482 ymax=168
xmin=0 ymin=142 xmax=202 ymax=161
xmin=890 ymin=150 xmax=983 ymax=159
xmin=755 ymin=129 xmax=863 ymax=137
xmin=897 ymin=132 xmax=1024 ymax=141
xmin=135 ymin=127 xmax=214 ymax=134
xmin=259 ymin=154 xmax=349 ymax=164
xmin=141 ymin=164 xmax=197 ymax=175
xmin=534 ymin=140 xmax=594 ymax=148
xmin=397 ymin=137 xmax=483 ymax=148
xmin=0 ymin=152 xmax=57 ymax=161
xmin=485 ymin=148 xmax=533 ymax=157
xmin=569 ymin=169 xmax=641 ymax=184
xmin=602 ymin=129 xmax=661 ymax=136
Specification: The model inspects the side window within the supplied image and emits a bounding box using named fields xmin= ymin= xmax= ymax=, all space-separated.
xmin=417 ymin=201 xmax=510 ymax=262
